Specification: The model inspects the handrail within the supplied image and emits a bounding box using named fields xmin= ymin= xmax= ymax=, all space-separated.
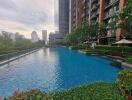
xmin=0 ymin=48 xmax=40 ymax=67
xmin=0 ymin=48 xmax=38 ymax=62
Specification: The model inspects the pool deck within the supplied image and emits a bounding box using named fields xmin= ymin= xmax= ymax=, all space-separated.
xmin=122 ymin=62 xmax=132 ymax=69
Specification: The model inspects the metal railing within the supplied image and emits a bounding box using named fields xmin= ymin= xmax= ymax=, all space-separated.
xmin=0 ymin=48 xmax=39 ymax=66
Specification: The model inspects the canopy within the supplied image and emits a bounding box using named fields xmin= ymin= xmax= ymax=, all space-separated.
xmin=115 ymin=39 xmax=132 ymax=44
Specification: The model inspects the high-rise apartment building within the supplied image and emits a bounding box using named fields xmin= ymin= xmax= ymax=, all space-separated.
xmin=54 ymin=0 xmax=59 ymax=28
xmin=31 ymin=31 xmax=39 ymax=43
xmin=69 ymin=0 xmax=85 ymax=32
xmin=42 ymin=30 xmax=47 ymax=44
xmin=59 ymin=0 xmax=69 ymax=35
xmin=69 ymin=0 xmax=126 ymax=43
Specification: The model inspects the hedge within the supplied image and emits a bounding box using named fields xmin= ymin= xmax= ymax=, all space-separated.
xmin=95 ymin=45 xmax=132 ymax=53
xmin=126 ymin=56 xmax=132 ymax=64
xmin=69 ymin=45 xmax=132 ymax=54
xmin=117 ymin=70 xmax=132 ymax=95
xmin=5 ymin=90 xmax=52 ymax=100
xmin=52 ymin=83 xmax=125 ymax=100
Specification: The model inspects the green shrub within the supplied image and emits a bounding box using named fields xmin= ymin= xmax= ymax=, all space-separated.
xmin=5 ymin=89 xmax=52 ymax=100
xmin=84 ymin=49 xmax=108 ymax=55
xmin=117 ymin=70 xmax=132 ymax=95
xmin=95 ymin=45 xmax=132 ymax=53
xmin=69 ymin=45 xmax=86 ymax=50
xmin=126 ymin=57 xmax=132 ymax=64
xmin=5 ymin=82 xmax=126 ymax=100
xmin=53 ymin=83 xmax=125 ymax=100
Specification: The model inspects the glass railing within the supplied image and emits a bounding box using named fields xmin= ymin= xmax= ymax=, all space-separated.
xmin=0 ymin=48 xmax=38 ymax=62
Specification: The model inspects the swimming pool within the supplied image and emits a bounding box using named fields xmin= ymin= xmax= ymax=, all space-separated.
xmin=0 ymin=47 xmax=121 ymax=97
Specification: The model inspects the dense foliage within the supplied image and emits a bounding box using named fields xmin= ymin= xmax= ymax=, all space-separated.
xmin=117 ymin=70 xmax=132 ymax=100
xmin=64 ymin=22 xmax=105 ymax=45
xmin=117 ymin=70 xmax=132 ymax=94
xmin=6 ymin=83 xmax=125 ymax=100
xmin=53 ymin=83 xmax=125 ymax=100
xmin=69 ymin=45 xmax=132 ymax=55
xmin=0 ymin=32 xmax=42 ymax=54
xmin=69 ymin=45 xmax=132 ymax=64
xmin=5 ymin=90 xmax=52 ymax=100
xmin=114 ymin=0 xmax=132 ymax=38
xmin=126 ymin=56 xmax=132 ymax=64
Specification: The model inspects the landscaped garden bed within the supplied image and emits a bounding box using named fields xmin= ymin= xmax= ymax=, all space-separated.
xmin=117 ymin=70 xmax=132 ymax=100
xmin=69 ymin=45 xmax=132 ymax=66
xmin=52 ymin=83 xmax=125 ymax=100
xmin=126 ymin=57 xmax=132 ymax=64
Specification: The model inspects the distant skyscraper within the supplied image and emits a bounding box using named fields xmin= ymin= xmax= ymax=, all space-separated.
xmin=55 ymin=31 xmax=59 ymax=34
xmin=49 ymin=31 xmax=65 ymax=44
xmin=59 ymin=0 xmax=69 ymax=35
xmin=49 ymin=32 xmax=55 ymax=43
xmin=31 ymin=31 xmax=39 ymax=43
xmin=54 ymin=0 xmax=59 ymax=28
xmin=42 ymin=30 xmax=47 ymax=44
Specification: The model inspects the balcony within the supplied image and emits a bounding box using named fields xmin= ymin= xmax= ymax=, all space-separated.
xmin=91 ymin=13 xmax=98 ymax=19
xmin=104 ymin=7 xmax=118 ymax=20
xmin=104 ymin=13 xmax=113 ymax=20
xmin=82 ymin=0 xmax=86 ymax=4
xmin=91 ymin=4 xmax=98 ymax=12
xmin=96 ymin=9 xmax=99 ymax=16
xmin=83 ymin=6 xmax=86 ymax=10
xmin=105 ymin=0 xmax=119 ymax=10
xmin=91 ymin=0 xmax=98 ymax=4
xmin=81 ymin=13 xmax=86 ymax=18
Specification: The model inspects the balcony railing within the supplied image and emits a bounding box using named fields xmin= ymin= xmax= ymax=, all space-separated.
xmin=105 ymin=0 xmax=119 ymax=10
xmin=0 ymin=48 xmax=39 ymax=66
xmin=91 ymin=13 xmax=98 ymax=19
xmin=91 ymin=0 xmax=98 ymax=4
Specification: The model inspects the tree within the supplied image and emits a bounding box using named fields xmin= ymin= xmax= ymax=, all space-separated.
xmin=78 ymin=22 xmax=89 ymax=42
xmin=1 ymin=31 xmax=13 ymax=46
xmin=89 ymin=22 xmax=99 ymax=39
xmin=98 ymin=23 xmax=107 ymax=38
xmin=64 ymin=22 xmax=99 ymax=45
xmin=64 ymin=27 xmax=78 ymax=45
xmin=115 ymin=0 xmax=132 ymax=38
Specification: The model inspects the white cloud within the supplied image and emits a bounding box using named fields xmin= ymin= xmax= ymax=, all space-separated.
xmin=0 ymin=0 xmax=56 ymax=38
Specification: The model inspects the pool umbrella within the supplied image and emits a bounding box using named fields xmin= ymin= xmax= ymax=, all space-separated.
xmin=114 ymin=39 xmax=132 ymax=54
xmin=115 ymin=39 xmax=132 ymax=44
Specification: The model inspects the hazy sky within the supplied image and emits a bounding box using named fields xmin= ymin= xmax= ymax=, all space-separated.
xmin=0 ymin=0 xmax=57 ymax=38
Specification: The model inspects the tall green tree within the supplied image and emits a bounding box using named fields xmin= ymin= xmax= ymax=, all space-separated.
xmin=98 ymin=23 xmax=107 ymax=38
xmin=64 ymin=22 xmax=99 ymax=45
xmin=115 ymin=0 xmax=132 ymax=38
xmin=89 ymin=22 xmax=99 ymax=39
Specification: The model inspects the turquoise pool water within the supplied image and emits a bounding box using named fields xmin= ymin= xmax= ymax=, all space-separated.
xmin=0 ymin=47 xmax=121 ymax=97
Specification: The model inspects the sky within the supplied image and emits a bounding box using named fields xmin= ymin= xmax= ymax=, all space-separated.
xmin=0 ymin=0 xmax=58 ymax=39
